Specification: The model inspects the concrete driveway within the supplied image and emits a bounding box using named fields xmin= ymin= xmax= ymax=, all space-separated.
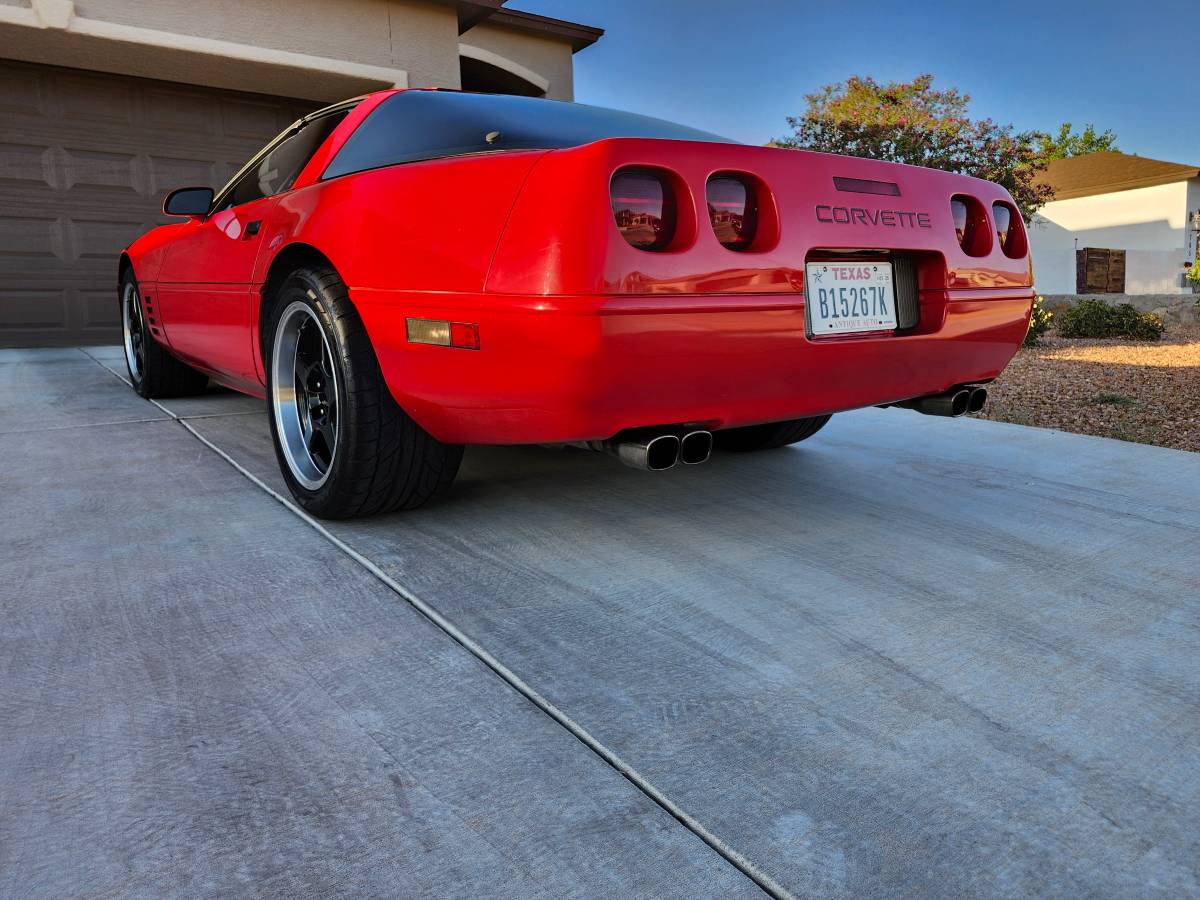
xmin=3 ymin=346 xmax=1198 ymax=898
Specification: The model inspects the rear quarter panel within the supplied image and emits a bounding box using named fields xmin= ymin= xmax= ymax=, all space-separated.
xmin=256 ymin=150 xmax=550 ymax=294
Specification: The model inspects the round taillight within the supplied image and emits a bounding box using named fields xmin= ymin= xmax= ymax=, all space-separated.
xmin=951 ymin=197 xmax=973 ymax=247
xmin=993 ymin=203 xmax=1012 ymax=253
xmin=992 ymin=202 xmax=1025 ymax=258
xmin=610 ymin=167 xmax=675 ymax=251
xmin=950 ymin=195 xmax=989 ymax=256
xmin=706 ymin=174 xmax=758 ymax=251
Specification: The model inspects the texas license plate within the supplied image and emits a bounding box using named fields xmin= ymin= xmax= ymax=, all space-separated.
xmin=805 ymin=262 xmax=898 ymax=335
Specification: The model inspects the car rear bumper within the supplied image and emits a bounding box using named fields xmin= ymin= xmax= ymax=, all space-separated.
xmin=353 ymin=288 xmax=1034 ymax=445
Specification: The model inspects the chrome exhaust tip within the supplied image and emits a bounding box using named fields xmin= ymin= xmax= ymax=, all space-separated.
xmin=898 ymin=388 xmax=971 ymax=417
xmin=615 ymin=434 xmax=680 ymax=471
xmin=679 ymin=430 xmax=713 ymax=465
xmin=967 ymin=386 xmax=987 ymax=413
xmin=946 ymin=389 xmax=971 ymax=417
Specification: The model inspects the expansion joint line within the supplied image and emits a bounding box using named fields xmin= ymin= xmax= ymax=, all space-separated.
xmin=81 ymin=348 xmax=792 ymax=900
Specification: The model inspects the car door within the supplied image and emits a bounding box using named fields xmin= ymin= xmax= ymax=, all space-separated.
xmin=156 ymin=111 xmax=348 ymax=390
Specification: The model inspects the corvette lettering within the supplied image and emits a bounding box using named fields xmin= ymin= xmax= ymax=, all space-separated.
xmin=815 ymin=205 xmax=932 ymax=228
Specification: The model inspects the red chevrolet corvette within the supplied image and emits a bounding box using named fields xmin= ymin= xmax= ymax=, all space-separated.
xmin=120 ymin=88 xmax=1033 ymax=518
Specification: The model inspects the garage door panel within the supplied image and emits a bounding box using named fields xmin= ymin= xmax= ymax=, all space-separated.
xmin=1 ymin=213 xmax=145 ymax=268
xmin=57 ymin=74 xmax=136 ymax=125
xmin=0 ymin=58 xmax=317 ymax=347
xmin=0 ymin=289 xmax=70 ymax=331
xmin=148 ymin=155 xmax=221 ymax=195
xmin=144 ymin=87 xmax=217 ymax=134
xmin=2 ymin=193 xmax=158 ymax=225
xmin=80 ymin=288 xmax=121 ymax=329
xmin=60 ymin=147 xmax=144 ymax=195
xmin=0 ymin=142 xmax=53 ymax=187
xmin=73 ymin=218 xmax=149 ymax=260
xmin=221 ymin=97 xmax=298 ymax=141
xmin=0 ymin=66 xmax=47 ymax=116
xmin=0 ymin=216 xmax=64 ymax=262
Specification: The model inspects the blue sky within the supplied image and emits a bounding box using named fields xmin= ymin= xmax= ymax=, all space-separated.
xmin=516 ymin=0 xmax=1199 ymax=164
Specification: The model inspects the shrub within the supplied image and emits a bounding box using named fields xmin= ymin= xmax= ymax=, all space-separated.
xmin=1024 ymin=295 xmax=1053 ymax=346
xmin=1056 ymin=299 xmax=1164 ymax=341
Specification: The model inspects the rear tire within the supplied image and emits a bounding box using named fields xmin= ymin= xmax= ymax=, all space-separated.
xmin=265 ymin=265 xmax=463 ymax=519
xmin=714 ymin=415 xmax=832 ymax=452
xmin=120 ymin=270 xmax=209 ymax=399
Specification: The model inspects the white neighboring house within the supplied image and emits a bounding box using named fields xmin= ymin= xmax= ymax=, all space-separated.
xmin=1028 ymin=151 xmax=1200 ymax=295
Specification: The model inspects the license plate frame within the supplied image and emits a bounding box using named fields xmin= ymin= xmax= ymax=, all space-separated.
xmin=805 ymin=261 xmax=898 ymax=337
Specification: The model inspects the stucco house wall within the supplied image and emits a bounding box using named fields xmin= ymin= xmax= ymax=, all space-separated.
xmin=1028 ymin=179 xmax=1197 ymax=295
xmin=0 ymin=0 xmax=584 ymax=103
xmin=75 ymin=0 xmax=460 ymax=86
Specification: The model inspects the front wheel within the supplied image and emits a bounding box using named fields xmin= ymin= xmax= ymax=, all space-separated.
xmin=713 ymin=415 xmax=832 ymax=452
xmin=120 ymin=271 xmax=209 ymax=398
xmin=265 ymin=266 xmax=463 ymax=519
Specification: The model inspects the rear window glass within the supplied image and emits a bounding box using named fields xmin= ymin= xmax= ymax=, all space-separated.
xmin=221 ymin=111 xmax=348 ymax=209
xmin=322 ymin=91 xmax=734 ymax=179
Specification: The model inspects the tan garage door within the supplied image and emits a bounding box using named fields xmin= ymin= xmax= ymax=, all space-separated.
xmin=0 ymin=59 xmax=316 ymax=347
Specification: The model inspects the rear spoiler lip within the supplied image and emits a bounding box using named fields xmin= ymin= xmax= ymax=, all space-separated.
xmin=568 ymin=136 xmax=1008 ymax=194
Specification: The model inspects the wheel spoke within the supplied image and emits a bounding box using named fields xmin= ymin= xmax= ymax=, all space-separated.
xmin=301 ymin=405 xmax=315 ymax=440
xmin=122 ymin=283 xmax=145 ymax=380
xmin=319 ymin=337 xmax=334 ymax=379
xmin=272 ymin=301 xmax=339 ymax=488
xmin=312 ymin=421 xmax=336 ymax=467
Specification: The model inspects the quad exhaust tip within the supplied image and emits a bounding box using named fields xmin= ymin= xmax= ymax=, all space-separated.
xmin=616 ymin=433 xmax=680 ymax=471
xmin=896 ymin=385 xmax=987 ymax=418
xmin=679 ymin=430 xmax=713 ymax=465
xmin=591 ymin=428 xmax=714 ymax=471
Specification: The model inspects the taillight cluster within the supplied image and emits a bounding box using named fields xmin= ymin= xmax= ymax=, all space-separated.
xmin=608 ymin=168 xmax=1026 ymax=260
xmin=951 ymin=195 xmax=1025 ymax=258
xmin=705 ymin=174 xmax=758 ymax=251
xmin=950 ymin=195 xmax=988 ymax=256
xmin=991 ymin=202 xmax=1025 ymax=258
xmin=610 ymin=168 xmax=676 ymax=251
xmin=611 ymin=167 xmax=768 ymax=252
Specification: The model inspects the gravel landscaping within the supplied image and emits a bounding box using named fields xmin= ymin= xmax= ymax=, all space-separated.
xmin=978 ymin=323 xmax=1200 ymax=451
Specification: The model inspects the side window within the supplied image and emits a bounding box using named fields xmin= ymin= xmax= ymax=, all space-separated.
xmin=221 ymin=111 xmax=348 ymax=210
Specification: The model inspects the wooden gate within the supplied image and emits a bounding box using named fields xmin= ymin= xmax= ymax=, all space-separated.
xmin=1076 ymin=248 xmax=1126 ymax=293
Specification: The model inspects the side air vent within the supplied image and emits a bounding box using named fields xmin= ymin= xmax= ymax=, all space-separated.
xmin=143 ymin=294 xmax=163 ymax=338
xmin=893 ymin=255 xmax=920 ymax=330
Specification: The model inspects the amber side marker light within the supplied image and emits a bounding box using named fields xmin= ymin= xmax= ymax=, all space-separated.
xmin=406 ymin=318 xmax=480 ymax=350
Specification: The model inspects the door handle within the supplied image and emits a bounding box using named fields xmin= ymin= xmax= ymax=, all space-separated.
xmin=242 ymin=220 xmax=262 ymax=239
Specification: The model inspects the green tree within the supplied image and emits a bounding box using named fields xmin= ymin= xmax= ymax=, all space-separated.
xmin=1034 ymin=122 xmax=1119 ymax=159
xmin=774 ymin=74 xmax=1053 ymax=219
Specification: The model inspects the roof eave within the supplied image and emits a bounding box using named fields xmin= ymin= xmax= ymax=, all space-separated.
xmin=1051 ymin=170 xmax=1200 ymax=201
xmin=480 ymin=8 xmax=604 ymax=52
